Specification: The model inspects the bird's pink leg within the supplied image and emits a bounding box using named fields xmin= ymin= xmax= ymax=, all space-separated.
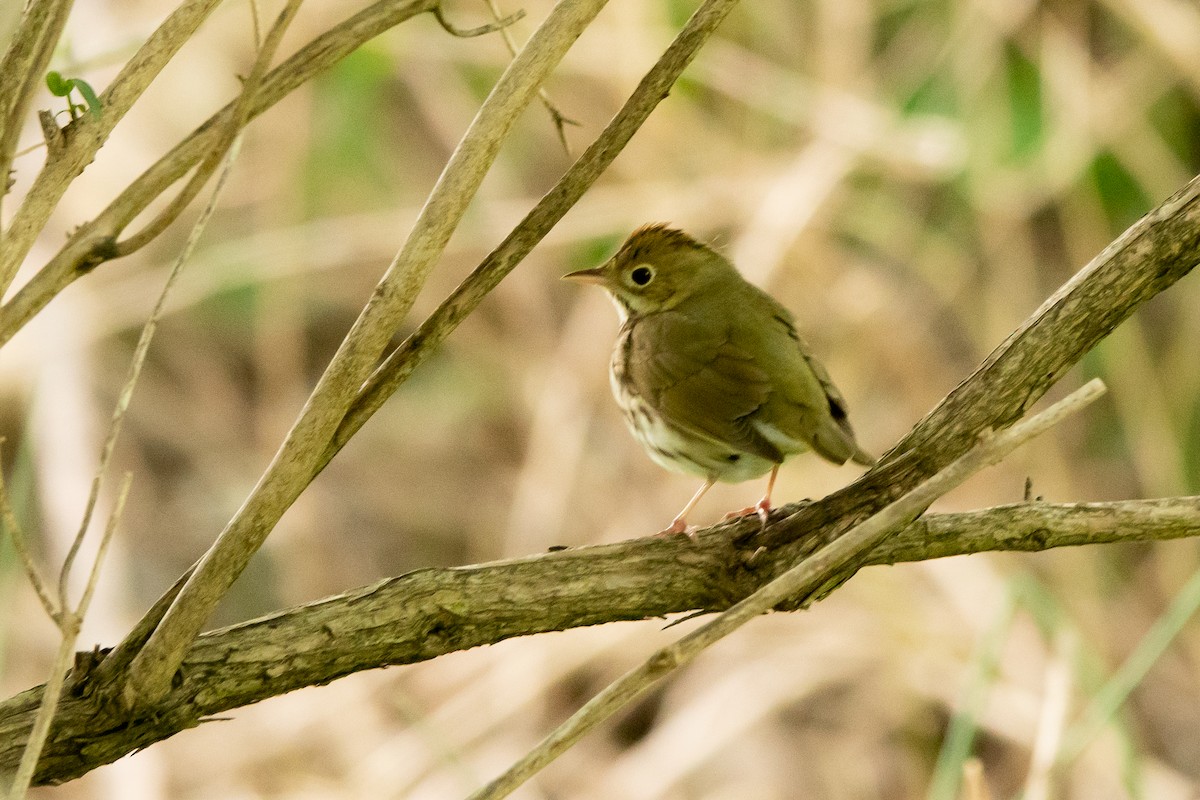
xmin=660 ymin=478 xmax=715 ymax=538
xmin=754 ymin=464 xmax=780 ymax=526
xmin=721 ymin=464 xmax=780 ymax=527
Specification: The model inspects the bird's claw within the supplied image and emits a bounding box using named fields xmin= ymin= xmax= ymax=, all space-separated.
xmin=657 ymin=517 xmax=698 ymax=540
xmin=721 ymin=498 xmax=773 ymax=529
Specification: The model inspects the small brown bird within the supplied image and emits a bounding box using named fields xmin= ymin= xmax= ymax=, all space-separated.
xmin=564 ymin=224 xmax=874 ymax=536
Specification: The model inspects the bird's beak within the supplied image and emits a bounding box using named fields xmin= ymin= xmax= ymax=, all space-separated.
xmin=561 ymin=267 xmax=607 ymax=285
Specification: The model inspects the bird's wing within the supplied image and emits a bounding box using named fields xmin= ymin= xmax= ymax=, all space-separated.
xmin=626 ymin=312 xmax=785 ymax=463
xmin=744 ymin=303 xmax=876 ymax=467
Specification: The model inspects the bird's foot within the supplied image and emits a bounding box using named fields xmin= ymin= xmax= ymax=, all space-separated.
xmin=754 ymin=498 xmax=771 ymax=528
xmin=656 ymin=516 xmax=698 ymax=540
xmin=721 ymin=498 xmax=772 ymax=529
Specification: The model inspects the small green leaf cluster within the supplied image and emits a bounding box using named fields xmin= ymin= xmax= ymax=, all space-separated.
xmin=45 ymin=71 xmax=102 ymax=121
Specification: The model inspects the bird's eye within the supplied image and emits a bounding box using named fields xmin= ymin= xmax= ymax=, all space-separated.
xmin=629 ymin=265 xmax=654 ymax=286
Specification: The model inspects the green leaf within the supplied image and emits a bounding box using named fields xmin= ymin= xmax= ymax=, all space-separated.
xmin=70 ymin=78 xmax=102 ymax=118
xmin=903 ymin=73 xmax=957 ymax=117
xmin=45 ymin=71 xmax=103 ymax=118
xmin=1089 ymin=151 xmax=1151 ymax=233
xmin=302 ymin=44 xmax=397 ymax=215
xmin=925 ymin=587 xmax=1019 ymax=800
xmin=45 ymin=70 xmax=72 ymax=97
xmin=1147 ymin=86 xmax=1200 ymax=166
xmin=1005 ymin=43 xmax=1043 ymax=162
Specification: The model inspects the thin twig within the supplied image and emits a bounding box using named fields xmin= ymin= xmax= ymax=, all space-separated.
xmin=478 ymin=0 xmax=579 ymax=153
xmin=11 ymin=140 xmax=46 ymax=159
xmin=74 ymin=136 xmax=250 ymax=682
xmin=469 ymin=380 xmax=1107 ymax=799
xmin=5 ymin=474 xmax=132 ymax=800
xmin=0 ymin=442 xmax=58 ymax=621
xmin=56 ymin=130 xmax=248 ymax=613
xmin=52 ymin=0 xmax=283 ymax=603
xmin=431 ymin=3 xmax=524 ymax=37
xmin=4 ymin=629 xmax=78 ymax=800
xmin=6 ymin=48 xmax=250 ymax=796
xmin=110 ymin=0 xmax=301 ymax=257
xmin=76 ymin=473 xmax=133 ymax=625
xmin=249 ymin=0 xmax=262 ymax=48
xmin=46 ymin=0 xmax=265 ymax=666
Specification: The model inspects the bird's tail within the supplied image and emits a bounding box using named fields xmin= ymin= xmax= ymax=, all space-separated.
xmin=811 ymin=419 xmax=877 ymax=469
xmin=849 ymin=443 xmax=877 ymax=468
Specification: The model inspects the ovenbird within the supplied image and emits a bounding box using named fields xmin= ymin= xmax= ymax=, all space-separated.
xmin=565 ymin=224 xmax=874 ymax=536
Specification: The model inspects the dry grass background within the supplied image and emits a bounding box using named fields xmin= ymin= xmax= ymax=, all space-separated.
xmin=2 ymin=0 xmax=1200 ymax=797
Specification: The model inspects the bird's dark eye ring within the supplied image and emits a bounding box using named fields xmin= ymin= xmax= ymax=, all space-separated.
xmin=630 ymin=265 xmax=654 ymax=286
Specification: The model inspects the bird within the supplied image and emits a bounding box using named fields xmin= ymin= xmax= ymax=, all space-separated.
xmin=563 ymin=223 xmax=875 ymax=537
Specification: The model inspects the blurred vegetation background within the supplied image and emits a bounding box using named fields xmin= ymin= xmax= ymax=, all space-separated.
xmin=2 ymin=0 xmax=1200 ymax=797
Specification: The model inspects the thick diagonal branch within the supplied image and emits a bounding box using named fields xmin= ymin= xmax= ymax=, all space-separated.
xmin=117 ymin=0 xmax=614 ymax=712
xmin=472 ymin=381 xmax=1108 ymax=799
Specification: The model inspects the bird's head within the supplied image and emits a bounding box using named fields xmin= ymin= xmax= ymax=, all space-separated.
xmin=563 ymin=224 xmax=729 ymax=317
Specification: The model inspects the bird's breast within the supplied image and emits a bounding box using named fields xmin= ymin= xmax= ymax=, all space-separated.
xmin=609 ymin=321 xmax=776 ymax=483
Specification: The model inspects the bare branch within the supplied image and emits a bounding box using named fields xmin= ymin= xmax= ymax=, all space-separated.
xmin=74 ymin=474 xmax=132 ymax=618
xmin=98 ymin=0 xmax=747 ymax=680
xmin=0 ymin=0 xmax=1196 ymax=787
xmin=4 ymin=622 xmax=78 ymax=800
xmin=3 ymin=37 xmax=251 ymax=791
xmin=479 ymin=0 xmax=578 ymax=152
xmin=2 ymin=493 xmax=1198 ymax=785
xmin=47 ymin=0 xmax=282 ymax=668
xmin=749 ymin=172 xmax=1200 ymax=603
xmin=59 ymin=129 xmax=249 ymax=616
xmin=108 ymin=0 xmax=302 ymax=257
